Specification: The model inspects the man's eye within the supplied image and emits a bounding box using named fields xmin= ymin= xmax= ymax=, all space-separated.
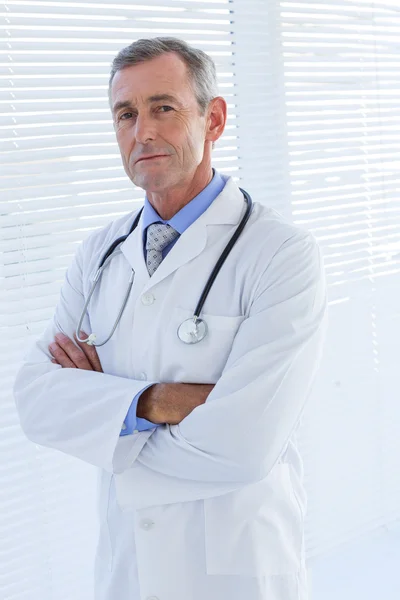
xmin=120 ymin=112 xmax=135 ymax=120
xmin=158 ymin=106 xmax=173 ymax=112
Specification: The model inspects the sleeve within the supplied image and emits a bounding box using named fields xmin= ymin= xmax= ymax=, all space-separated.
xmin=120 ymin=386 xmax=160 ymax=436
xmin=13 ymin=238 xmax=158 ymax=475
xmin=114 ymin=230 xmax=329 ymax=509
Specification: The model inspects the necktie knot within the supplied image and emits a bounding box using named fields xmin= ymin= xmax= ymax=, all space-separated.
xmin=146 ymin=222 xmax=179 ymax=253
xmin=145 ymin=222 xmax=179 ymax=276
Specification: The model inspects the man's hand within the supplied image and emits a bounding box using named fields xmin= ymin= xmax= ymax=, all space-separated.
xmin=49 ymin=331 xmax=103 ymax=372
xmin=138 ymin=383 xmax=215 ymax=425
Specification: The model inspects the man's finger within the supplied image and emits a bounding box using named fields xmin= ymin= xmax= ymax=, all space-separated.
xmin=74 ymin=331 xmax=103 ymax=373
xmin=49 ymin=342 xmax=77 ymax=369
xmin=53 ymin=333 xmax=94 ymax=370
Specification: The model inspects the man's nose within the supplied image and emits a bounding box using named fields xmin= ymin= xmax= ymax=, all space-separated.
xmin=134 ymin=114 xmax=156 ymax=144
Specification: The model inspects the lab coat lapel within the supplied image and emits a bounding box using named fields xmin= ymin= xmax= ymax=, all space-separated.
xmin=120 ymin=177 xmax=245 ymax=294
xmin=142 ymin=177 xmax=245 ymax=293
xmin=119 ymin=209 xmax=150 ymax=290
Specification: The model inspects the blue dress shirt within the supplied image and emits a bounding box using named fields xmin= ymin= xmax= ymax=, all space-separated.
xmin=120 ymin=168 xmax=227 ymax=436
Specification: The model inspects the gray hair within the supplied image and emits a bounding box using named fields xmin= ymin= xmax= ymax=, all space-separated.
xmin=108 ymin=37 xmax=219 ymax=116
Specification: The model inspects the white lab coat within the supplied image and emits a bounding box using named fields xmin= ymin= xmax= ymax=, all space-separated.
xmin=13 ymin=175 xmax=328 ymax=600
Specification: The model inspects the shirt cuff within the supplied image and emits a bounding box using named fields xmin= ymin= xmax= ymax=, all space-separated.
xmin=120 ymin=384 xmax=159 ymax=436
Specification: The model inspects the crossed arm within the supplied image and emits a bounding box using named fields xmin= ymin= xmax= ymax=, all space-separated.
xmin=15 ymin=227 xmax=327 ymax=504
xmin=48 ymin=331 xmax=214 ymax=426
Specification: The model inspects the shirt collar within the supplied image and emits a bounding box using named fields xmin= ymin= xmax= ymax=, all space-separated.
xmin=141 ymin=168 xmax=226 ymax=241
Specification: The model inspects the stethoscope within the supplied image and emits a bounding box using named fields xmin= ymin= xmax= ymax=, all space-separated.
xmin=75 ymin=188 xmax=253 ymax=346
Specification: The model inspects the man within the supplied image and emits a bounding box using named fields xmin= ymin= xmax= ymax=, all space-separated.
xmin=13 ymin=37 xmax=328 ymax=600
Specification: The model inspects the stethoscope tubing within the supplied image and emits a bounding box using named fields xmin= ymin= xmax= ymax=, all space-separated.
xmin=75 ymin=188 xmax=252 ymax=346
xmin=193 ymin=188 xmax=252 ymax=318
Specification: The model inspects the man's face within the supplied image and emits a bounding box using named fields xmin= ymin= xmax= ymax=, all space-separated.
xmin=111 ymin=52 xmax=208 ymax=192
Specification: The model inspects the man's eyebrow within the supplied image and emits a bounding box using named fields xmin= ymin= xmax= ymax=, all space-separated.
xmin=112 ymin=94 xmax=181 ymax=114
xmin=148 ymin=94 xmax=181 ymax=104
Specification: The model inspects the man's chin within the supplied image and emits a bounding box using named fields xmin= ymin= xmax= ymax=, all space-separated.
xmin=131 ymin=171 xmax=172 ymax=191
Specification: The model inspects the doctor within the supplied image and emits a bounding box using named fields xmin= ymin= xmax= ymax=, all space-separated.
xmin=13 ymin=37 xmax=328 ymax=600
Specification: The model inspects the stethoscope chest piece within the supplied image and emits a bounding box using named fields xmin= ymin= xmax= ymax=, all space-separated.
xmin=177 ymin=317 xmax=208 ymax=344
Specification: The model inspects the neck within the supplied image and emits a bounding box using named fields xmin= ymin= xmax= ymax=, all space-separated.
xmin=146 ymin=166 xmax=214 ymax=220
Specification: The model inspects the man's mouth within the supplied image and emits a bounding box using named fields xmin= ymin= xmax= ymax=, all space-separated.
xmin=137 ymin=155 xmax=168 ymax=163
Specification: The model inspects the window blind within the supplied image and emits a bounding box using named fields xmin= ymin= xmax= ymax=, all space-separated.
xmin=1 ymin=1 xmax=239 ymax=599
xmin=276 ymin=0 xmax=400 ymax=557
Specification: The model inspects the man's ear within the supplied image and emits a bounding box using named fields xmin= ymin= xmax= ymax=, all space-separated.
xmin=206 ymin=96 xmax=227 ymax=146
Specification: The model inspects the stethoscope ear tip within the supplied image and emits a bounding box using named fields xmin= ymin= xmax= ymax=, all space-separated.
xmin=86 ymin=333 xmax=97 ymax=346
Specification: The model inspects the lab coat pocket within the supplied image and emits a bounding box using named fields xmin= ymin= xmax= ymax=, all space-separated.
xmin=204 ymin=463 xmax=303 ymax=577
xmin=165 ymin=307 xmax=245 ymax=382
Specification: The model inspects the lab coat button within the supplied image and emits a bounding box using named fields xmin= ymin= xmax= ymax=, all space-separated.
xmin=139 ymin=372 xmax=147 ymax=380
xmin=140 ymin=518 xmax=155 ymax=530
xmin=121 ymin=423 xmax=127 ymax=430
xmin=141 ymin=293 xmax=155 ymax=305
